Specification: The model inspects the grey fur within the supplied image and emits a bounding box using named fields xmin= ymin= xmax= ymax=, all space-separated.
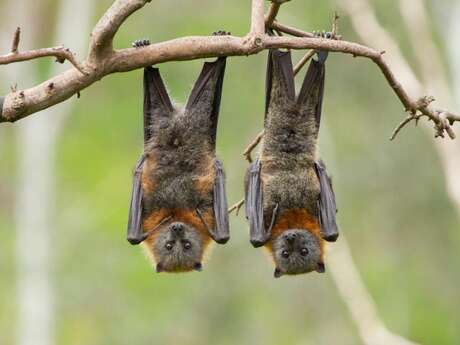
xmin=260 ymin=50 xmax=324 ymax=226
xmin=142 ymin=105 xmax=216 ymax=212
xmin=152 ymin=222 xmax=204 ymax=272
xmin=245 ymin=50 xmax=337 ymax=276
xmin=272 ymin=229 xmax=322 ymax=277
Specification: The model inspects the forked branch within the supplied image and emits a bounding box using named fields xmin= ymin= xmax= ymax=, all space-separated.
xmin=0 ymin=0 xmax=458 ymax=142
xmin=0 ymin=27 xmax=85 ymax=73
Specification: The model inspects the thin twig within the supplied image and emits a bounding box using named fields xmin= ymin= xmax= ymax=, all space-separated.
xmin=265 ymin=2 xmax=281 ymax=28
xmin=228 ymin=199 xmax=245 ymax=215
xmin=293 ymin=50 xmax=315 ymax=75
xmin=11 ymin=27 xmax=20 ymax=53
xmin=331 ymin=12 xmax=340 ymax=39
xmin=0 ymin=45 xmax=86 ymax=74
xmin=243 ymin=130 xmax=265 ymax=163
xmin=271 ymin=21 xmax=315 ymax=38
xmin=390 ymin=114 xmax=421 ymax=140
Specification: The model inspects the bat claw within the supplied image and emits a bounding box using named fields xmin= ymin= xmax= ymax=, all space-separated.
xmin=132 ymin=38 xmax=150 ymax=48
xmin=314 ymin=30 xmax=333 ymax=39
xmin=212 ymin=30 xmax=231 ymax=36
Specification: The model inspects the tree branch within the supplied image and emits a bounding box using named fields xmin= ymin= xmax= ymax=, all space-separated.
xmin=89 ymin=0 xmax=150 ymax=61
xmin=250 ymin=0 xmax=266 ymax=37
xmin=0 ymin=0 xmax=459 ymax=136
xmin=0 ymin=46 xmax=85 ymax=73
xmin=0 ymin=27 xmax=85 ymax=73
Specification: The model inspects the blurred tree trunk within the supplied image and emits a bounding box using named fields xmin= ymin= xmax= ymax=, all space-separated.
xmin=330 ymin=0 xmax=459 ymax=344
xmin=0 ymin=1 xmax=93 ymax=345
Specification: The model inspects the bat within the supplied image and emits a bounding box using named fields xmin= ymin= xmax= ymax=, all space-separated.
xmin=127 ymin=49 xmax=229 ymax=273
xmin=245 ymin=49 xmax=338 ymax=278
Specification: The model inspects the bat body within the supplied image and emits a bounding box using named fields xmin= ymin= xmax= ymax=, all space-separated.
xmin=127 ymin=57 xmax=229 ymax=273
xmin=245 ymin=49 xmax=338 ymax=278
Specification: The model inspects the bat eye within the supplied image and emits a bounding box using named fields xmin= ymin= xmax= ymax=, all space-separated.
xmin=300 ymin=248 xmax=309 ymax=256
xmin=165 ymin=242 xmax=174 ymax=251
xmin=183 ymin=241 xmax=192 ymax=250
xmin=281 ymin=250 xmax=290 ymax=258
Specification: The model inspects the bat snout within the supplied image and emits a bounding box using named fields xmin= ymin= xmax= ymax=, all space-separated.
xmin=170 ymin=222 xmax=185 ymax=235
xmin=285 ymin=233 xmax=297 ymax=243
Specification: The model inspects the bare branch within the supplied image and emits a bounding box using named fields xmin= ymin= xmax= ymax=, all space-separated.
xmin=11 ymin=27 xmax=21 ymax=53
xmin=293 ymin=50 xmax=315 ymax=75
xmin=0 ymin=0 xmax=458 ymax=133
xmin=270 ymin=21 xmax=315 ymax=38
xmin=390 ymin=114 xmax=421 ymax=140
xmin=265 ymin=3 xmax=281 ymax=28
xmin=228 ymin=199 xmax=245 ymax=215
xmin=250 ymin=0 xmax=265 ymax=37
xmin=331 ymin=12 xmax=340 ymax=39
xmin=265 ymin=0 xmax=292 ymax=29
xmin=0 ymin=45 xmax=86 ymax=74
xmin=89 ymin=0 xmax=150 ymax=60
xmin=243 ymin=130 xmax=265 ymax=163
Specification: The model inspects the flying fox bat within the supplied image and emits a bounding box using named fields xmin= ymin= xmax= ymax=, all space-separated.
xmin=127 ymin=43 xmax=229 ymax=273
xmin=245 ymin=49 xmax=338 ymax=278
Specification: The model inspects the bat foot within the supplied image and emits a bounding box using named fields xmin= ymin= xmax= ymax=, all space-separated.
xmin=212 ymin=30 xmax=231 ymax=36
xmin=132 ymin=38 xmax=150 ymax=48
xmin=313 ymin=30 xmax=333 ymax=39
xmin=312 ymin=31 xmax=330 ymax=63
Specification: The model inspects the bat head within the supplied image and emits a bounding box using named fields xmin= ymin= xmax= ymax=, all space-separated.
xmin=271 ymin=229 xmax=325 ymax=278
xmin=149 ymin=221 xmax=206 ymax=273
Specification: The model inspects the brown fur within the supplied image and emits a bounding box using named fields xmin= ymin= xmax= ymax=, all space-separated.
xmin=266 ymin=209 xmax=325 ymax=262
xmin=142 ymin=208 xmax=213 ymax=271
xmin=143 ymin=208 xmax=213 ymax=245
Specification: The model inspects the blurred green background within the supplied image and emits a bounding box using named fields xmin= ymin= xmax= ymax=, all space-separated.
xmin=1 ymin=0 xmax=459 ymax=344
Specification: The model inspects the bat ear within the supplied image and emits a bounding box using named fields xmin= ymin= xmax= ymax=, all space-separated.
xmin=316 ymin=262 xmax=326 ymax=273
xmin=274 ymin=267 xmax=284 ymax=278
xmin=265 ymin=49 xmax=295 ymax=117
xmin=193 ymin=262 xmax=203 ymax=272
xmin=143 ymin=67 xmax=174 ymax=143
xmin=155 ymin=263 xmax=164 ymax=273
xmin=185 ymin=57 xmax=227 ymax=148
xmin=296 ymin=57 xmax=326 ymax=137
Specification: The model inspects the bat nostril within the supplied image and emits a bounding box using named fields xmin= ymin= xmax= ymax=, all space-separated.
xmin=285 ymin=233 xmax=296 ymax=243
xmin=171 ymin=223 xmax=184 ymax=233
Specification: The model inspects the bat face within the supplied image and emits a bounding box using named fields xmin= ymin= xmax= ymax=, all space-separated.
xmin=142 ymin=221 xmax=210 ymax=273
xmin=270 ymin=229 xmax=325 ymax=278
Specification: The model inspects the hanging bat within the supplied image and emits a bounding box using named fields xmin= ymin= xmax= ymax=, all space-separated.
xmin=245 ymin=49 xmax=338 ymax=278
xmin=127 ymin=42 xmax=229 ymax=273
